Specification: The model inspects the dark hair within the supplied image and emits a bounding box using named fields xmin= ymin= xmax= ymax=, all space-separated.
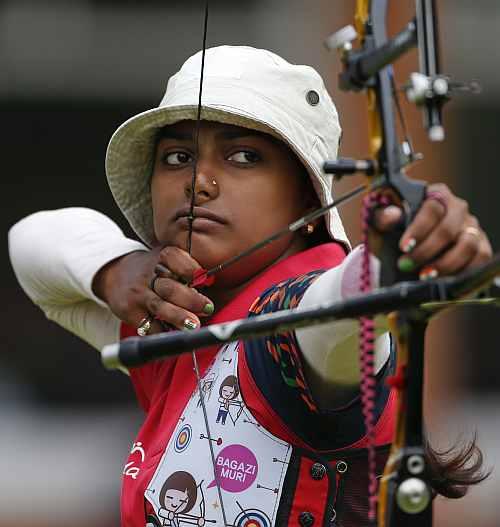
xmin=159 ymin=471 xmax=198 ymax=513
xmin=426 ymin=434 xmax=490 ymax=498
xmin=306 ymin=219 xmax=335 ymax=248
xmin=219 ymin=375 xmax=239 ymax=399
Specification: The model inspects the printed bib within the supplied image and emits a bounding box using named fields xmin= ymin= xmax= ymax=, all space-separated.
xmin=145 ymin=342 xmax=292 ymax=527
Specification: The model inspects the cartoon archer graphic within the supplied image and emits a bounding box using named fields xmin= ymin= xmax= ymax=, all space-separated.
xmin=197 ymin=372 xmax=216 ymax=408
xmin=149 ymin=471 xmax=214 ymax=527
xmin=216 ymin=375 xmax=243 ymax=426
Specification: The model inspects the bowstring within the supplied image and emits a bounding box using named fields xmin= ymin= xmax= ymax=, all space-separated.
xmin=188 ymin=2 xmax=230 ymax=526
xmin=192 ymin=350 xmax=229 ymax=526
xmin=187 ymin=0 xmax=209 ymax=254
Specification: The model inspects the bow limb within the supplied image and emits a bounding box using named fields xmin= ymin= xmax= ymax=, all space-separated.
xmin=378 ymin=311 xmax=431 ymax=527
xmin=355 ymin=0 xmax=383 ymax=161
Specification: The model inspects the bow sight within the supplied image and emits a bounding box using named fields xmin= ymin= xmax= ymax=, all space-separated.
xmin=324 ymin=0 xmax=478 ymax=177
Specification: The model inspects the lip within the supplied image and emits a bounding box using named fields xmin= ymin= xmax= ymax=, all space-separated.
xmin=174 ymin=206 xmax=227 ymax=225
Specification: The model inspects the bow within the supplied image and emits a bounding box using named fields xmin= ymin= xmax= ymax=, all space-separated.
xmin=324 ymin=1 xmax=461 ymax=526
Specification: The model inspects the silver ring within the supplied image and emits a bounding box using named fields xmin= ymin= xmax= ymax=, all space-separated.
xmin=150 ymin=274 xmax=160 ymax=293
xmin=154 ymin=263 xmax=179 ymax=282
xmin=463 ymin=226 xmax=481 ymax=239
xmin=137 ymin=316 xmax=153 ymax=336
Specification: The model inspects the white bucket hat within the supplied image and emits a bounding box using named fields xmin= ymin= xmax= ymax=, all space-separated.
xmin=105 ymin=45 xmax=350 ymax=249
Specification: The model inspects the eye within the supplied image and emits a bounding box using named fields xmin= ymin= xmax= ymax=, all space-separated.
xmin=228 ymin=150 xmax=260 ymax=164
xmin=162 ymin=151 xmax=193 ymax=166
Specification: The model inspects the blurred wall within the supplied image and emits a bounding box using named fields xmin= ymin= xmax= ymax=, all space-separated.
xmin=2 ymin=1 xmax=499 ymax=525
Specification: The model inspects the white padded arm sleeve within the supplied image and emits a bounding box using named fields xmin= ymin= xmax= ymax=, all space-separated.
xmin=296 ymin=245 xmax=390 ymax=388
xmin=8 ymin=208 xmax=148 ymax=350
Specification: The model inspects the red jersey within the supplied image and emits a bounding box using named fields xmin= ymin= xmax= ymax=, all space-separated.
xmin=119 ymin=244 xmax=396 ymax=527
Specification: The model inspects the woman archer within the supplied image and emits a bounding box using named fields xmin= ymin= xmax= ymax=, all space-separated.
xmin=8 ymin=46 xmax=492 ymax=526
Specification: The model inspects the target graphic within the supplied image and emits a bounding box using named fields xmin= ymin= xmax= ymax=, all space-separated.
xmin=234 ymin=508 xmax=271 ymax=527
xmin=174 ymin=424 xmax=192 ymax=453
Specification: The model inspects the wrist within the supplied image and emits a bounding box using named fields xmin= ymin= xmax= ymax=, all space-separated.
xmin=92 ymin=250 xmax=144 ymax=304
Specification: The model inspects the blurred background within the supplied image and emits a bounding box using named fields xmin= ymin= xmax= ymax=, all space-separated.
xmin=2 ymin=0 xmax=499 ymax=525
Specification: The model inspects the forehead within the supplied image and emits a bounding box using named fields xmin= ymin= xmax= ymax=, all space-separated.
xmin=166 ymin=489 xmax=188 ymax=497
xmin=158 ymin=120 xmax=283 ymax=146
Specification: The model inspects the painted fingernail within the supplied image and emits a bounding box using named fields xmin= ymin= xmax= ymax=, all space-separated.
xmin=401 ymin=237 xmax=417 ymax=254
xmin=203 ymin=303 xmax=215 ymax=315
xmin=419 ymin=266 xmax=439 ymax=280
xmin=398 ymin=256 xmax=415 ymax=273
xmin=183 ymin=318 xmax=198 ymax=331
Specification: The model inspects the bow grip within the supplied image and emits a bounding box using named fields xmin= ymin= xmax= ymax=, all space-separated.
xmin=376 ymin=177 xmax=427 ymax=287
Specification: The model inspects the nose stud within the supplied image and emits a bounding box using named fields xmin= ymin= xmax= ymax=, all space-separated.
xmin=212 ymin=179 xmax=217 ymax=186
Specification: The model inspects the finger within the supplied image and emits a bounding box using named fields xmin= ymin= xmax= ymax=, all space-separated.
xmin=402 ymin=202 xmax=467 ymax=266
xmin=445 ymin=228 xmax=491 ymax=271
xmin=372 ymin=205 xmax=403 ymax=232
xmin=133 ymin=313 xmax=164 ymax=336
xmin=144 ymin=288 xmax=201 ymax=330
xmin=399 ymin=196 xmax=447 ymax=253
xmin=154 ymin=263 xmax=179 ymax=281
xmin=158 ymin=246 xmax=203 ymax=283
xmin=431 ymin=227 xmax=482 ymax=275
xmin=153 ymin=277 xmax=214 ymax=316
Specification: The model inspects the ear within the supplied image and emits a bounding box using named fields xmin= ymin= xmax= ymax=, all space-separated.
xmin=302 ymin=189 xmax=322 ymax=228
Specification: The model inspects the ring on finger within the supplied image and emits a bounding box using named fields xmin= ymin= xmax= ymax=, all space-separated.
xmin=155 ymin=263 xmax=170 ymax=276
xmin=462 ymin=226 xmax=481 ymax=240
xmin=137 ymin=315 xmax=153 ymax=337
xmin=154 ymin=263 xmax=181 ymax=282
xmin=150 ymin=274 xmax=160 ymax=293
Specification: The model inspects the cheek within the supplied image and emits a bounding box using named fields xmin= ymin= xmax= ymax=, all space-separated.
xmin=150 ymin=174 xmax=183 ymax=235
xmin=151 ymin=173 xmax=172 ymax=210
xmin=253 ymin=174 xmax=308 ymax=222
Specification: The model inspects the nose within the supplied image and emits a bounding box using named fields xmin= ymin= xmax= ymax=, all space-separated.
xmin=184 ymin=158 xmax=220 ymax=205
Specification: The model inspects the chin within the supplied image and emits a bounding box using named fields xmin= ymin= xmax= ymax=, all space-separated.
xmin=190 ymin=242 xmax=228 ymax=270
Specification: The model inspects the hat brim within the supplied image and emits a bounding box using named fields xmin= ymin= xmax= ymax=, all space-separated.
xmin=106 ymin=104 xmax=350 ymax=249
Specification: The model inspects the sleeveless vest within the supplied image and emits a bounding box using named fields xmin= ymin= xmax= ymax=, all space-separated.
xmin=118 ymin=244 xmax=396 ymax=527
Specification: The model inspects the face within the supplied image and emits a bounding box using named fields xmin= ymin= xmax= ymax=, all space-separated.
xmin=163 ymin=488 xmax=189 ymax=513
xmin=151 ymin=120 xmax=318 ymax=286
xmin=221 ymin=386 xmax=235 ymax=399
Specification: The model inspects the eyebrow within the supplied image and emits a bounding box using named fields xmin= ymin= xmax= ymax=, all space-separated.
xmin=215 ymin=129 xmax=268 ymax=141
xmin=157 ymin=129 xmax=193 ymax=141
